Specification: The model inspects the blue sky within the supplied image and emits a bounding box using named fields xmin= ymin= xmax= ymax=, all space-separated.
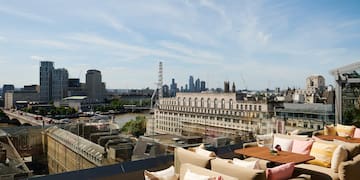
xmin=0 ymin=0 xmax=360 ymax=90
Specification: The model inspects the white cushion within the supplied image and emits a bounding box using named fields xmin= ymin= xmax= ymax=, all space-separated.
xmin=144 ymin=165 xmax=176 ymax=180
xmin=331 ymin=145 xmax=348 ymax=173
xmin=272 ymin=136 xmax=293 ymax=151
xmin=195 ymin=148 xmax=216 ymax=157
xmin=183 ymin=169 xmax=210 ymax=180
xmin=232 ymin=158 xmax=260 ymax=169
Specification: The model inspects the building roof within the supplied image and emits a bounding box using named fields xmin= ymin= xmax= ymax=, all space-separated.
xmin=330 ymin=61 xmax=360 ymax=75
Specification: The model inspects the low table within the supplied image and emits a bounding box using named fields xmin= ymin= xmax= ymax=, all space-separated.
xmin=316 ymin=135 xmax=360 ymax=143
xmin=234 ymin=146 xmax=314 ymax=164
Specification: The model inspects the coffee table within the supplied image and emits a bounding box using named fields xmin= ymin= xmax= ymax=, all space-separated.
xmin=316 ymin=135 xmax=360 ymax=143
xmin=234 ymin=146 xmax=314 ymax=164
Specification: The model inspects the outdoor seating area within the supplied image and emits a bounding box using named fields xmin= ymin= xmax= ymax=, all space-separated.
xmin=144 ymin=130 xmax=360 ymax=180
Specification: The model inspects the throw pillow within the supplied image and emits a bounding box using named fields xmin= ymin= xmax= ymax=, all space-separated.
xmin=354 ymin=128 xmax=360 ymax=138
xmin=336 ymin=124 xmax=356 ymax=137
xmin=144 ymin=165 xmax=178 ymax=180
xmin=232 ymin=158 xmax=260 ymax=169
xmin=256 ymin=134 xmax=273 ymax=148
xmin=183 ymin=169 xmax=210 ymax=180
xmin=272 ymin=136 xmax=293 ymax=151
xmin=324 ymin=125 xmax=337 ymax=136
xmin=292 ymin=139 xmax=313 ymax=155
xmin=331 ymin=145 xmax=348 ymax=173
xmin=195 ymin=148 xmax=216 ymax=157
xmin=308 ymin=142 xmax=338 ymax=168
xmin=266 ymin=162 xmax=295 ymax=180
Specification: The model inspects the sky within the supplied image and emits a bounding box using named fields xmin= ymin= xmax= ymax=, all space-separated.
xmin=0 ymin=0 xmax=360 ymax=90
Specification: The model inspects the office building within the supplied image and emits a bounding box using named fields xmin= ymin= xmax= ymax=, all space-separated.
xmin=200 ymin=81 xmax=206 ymax=92
xmin=153 ymin=92 xmax=279 ymax=139
xmin=40 ymin=61 xmax=54 ymax=103
xmin=68 ymin=78 xmax=86 ymax=96
xmin=2 ymin=84 xmax=14 ymax=99
xmin=86 ymin=69 xmax=105 ymax=102
xmin=189 ymin=76 xmax=194 ymax=92
xmin=170 ymin=78 xmax=177 ymax=97
xmin=52 ymin=68 xmax=69 ymax=101
xmin=195 ymin=78 xmax=200 ymax=92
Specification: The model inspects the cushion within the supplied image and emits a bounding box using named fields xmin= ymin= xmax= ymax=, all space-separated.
xmin=353 ymin=128 xmax=360 ymax=138
xmin=174 ymin=147 xmax=214 ymax=173
xmin=336 ymin=124 xmax=356 ymax=137
xmin=308 ymin=141 xmax=338 ymax=168
xmin=272 ymin=136 xmax=293 ymax=151
xmin=183 ymin=169 xmax=210 ymax=180
xmin=210 ymin=158 xmax=266 ymax=180
xmin=331 ymin=145 xmax=348 ymax=173
xmin=256 ymin=134 xmax=273 ymax=148
xmin=324 ymin=125 xmax=337 ymax=136
xmin=266 ymin=162 xmax=295 ymax=180
xmin=292 ymin=139 xmax=313 ymax=155
xmin=232 ymin=158 xmax=260 ymax=169
xmin=333 ymin=139 xmax=360 ymax=159
xmin=144 ymin=165 xmax=178 ymax=180
xmin=195 ymin=148 xmax=216 ymax=157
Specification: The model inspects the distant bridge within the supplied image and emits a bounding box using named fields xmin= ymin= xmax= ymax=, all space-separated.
xmin=3 ymin=109 xmax=53 ymax=126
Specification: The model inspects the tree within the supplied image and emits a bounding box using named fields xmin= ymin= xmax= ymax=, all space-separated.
xmin=120 ymin=116 xmax=147 ymax=137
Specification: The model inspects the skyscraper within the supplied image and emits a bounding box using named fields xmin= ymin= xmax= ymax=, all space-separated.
xmin=86 ymin=69 xmax=105 ymax=102
xmin=52 ymin=68 xmax=69 ymax=101
xmin=170 ymin=78 xmax=177 ymax=97
xmin=195 ymin=78 xmax=201 ymax=92
xmin=40 ymin=61 xmax=54 ymax=102
xmin=189 ymin=76 xmax=194 ymax=92
xmin=200 ymin=81 xmax=206 ymax=92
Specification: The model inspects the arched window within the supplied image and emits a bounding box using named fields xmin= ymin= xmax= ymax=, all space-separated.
xmin=221 ymin=99 xmax=225 ymax=109
xmin=214 ymin=98 xmax=218 ymax=109
xmin=201 ymin=98 xmax=204 ymax=107
xmin=188 ymin=98 xmax=192 ymax=107
xmin=229 ymin=99 xmax=233 ymax=109
xmin=207 ymin=98 xmax=211 ymax=108
xmin=183 ymin=97 xmax=186 ymax=106
xmin=194 ymin=98 xmax=198 ymax=107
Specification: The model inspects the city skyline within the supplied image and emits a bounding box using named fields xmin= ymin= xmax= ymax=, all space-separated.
xmin=0 ymin=0 xmax=360 ymax=89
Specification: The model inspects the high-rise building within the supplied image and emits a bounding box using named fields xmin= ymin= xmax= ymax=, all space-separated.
xmin=224 ymin=81 xmax=230 ymax=93
xmin=86 ymin=69 xmax=105 ymax=102
xmin=200 ymin=81 xmax=206 ymax=92
xmin=195 ymin=78 xmax=201 ymax=92
xmin=189 ymin=76 xmax=194 ymax=92
xmin=40 ymin=61 xmax=54 ymax=102
xmin=52 ymin=68 xmax=69 ymax=101
xmin=170 ymin=78 xmax=177 ymax=97
xmin=2 ymin=84 xmax=14 ymax=99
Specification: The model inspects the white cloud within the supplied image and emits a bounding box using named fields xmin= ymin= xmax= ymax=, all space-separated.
xmin=99 ymin=14 xmax=145 ymax=42
xmin=0 ymin=5 xmax=53 ymax=23
xmin=158 ymin=41 xmax=223 ymax=63
xmin=66 ymin=33 xmax=220 ymax=65
xmin=27 ymin=39 xmax=77 ymax=50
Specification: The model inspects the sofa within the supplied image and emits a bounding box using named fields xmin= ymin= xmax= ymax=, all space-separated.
xmin=243 ymin=132 xmax=360 ymax=180
xmin=173 ymin=145 xmax=311 ymax=180
xmin=180 ymin=163 xmax=237 ymax=180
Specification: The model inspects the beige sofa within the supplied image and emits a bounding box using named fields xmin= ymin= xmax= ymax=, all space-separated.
xmin=210 ymin=158 xmax=266 ymax=180
xmin=174 ymin=147 xmax=215 ymax=174
xmin=244 ymin=133 xmax=360 ymax=180
xmin=180 ymin=163 xmax=237 ymax=180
